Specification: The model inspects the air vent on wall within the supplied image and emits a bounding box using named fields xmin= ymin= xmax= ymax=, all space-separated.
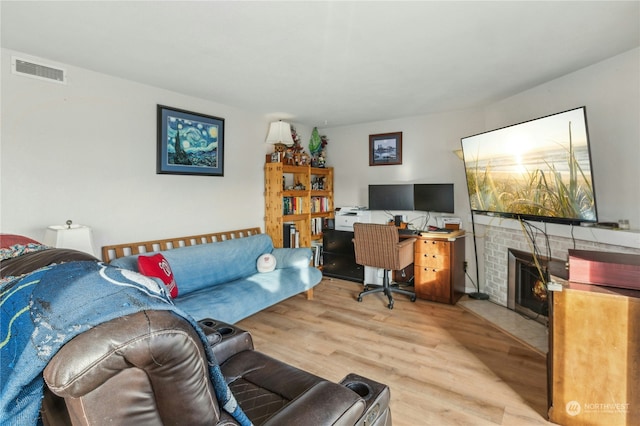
xmin=11 ymin=56 xmax=67 ymax=84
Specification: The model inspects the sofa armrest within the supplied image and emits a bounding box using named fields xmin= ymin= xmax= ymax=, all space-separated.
xmin=271 ymin=247 xmax=313 ymax=269
xmin=263 ymin=381 xmax=365 ymax=426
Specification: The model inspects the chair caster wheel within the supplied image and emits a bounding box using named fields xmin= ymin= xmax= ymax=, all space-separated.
xmin=388 ymin=302 xmax=394 ymax=310
xmin=411 ymin=295 xmax=416 ymax=302
xmin=357 ymin=296 xmax=362 ymax=302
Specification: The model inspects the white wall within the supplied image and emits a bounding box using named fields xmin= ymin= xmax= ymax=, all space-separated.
xmin=0 ymin=49 xmax=274 ymax=251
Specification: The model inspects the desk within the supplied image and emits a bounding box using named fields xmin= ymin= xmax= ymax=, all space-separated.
xmin=411 ymin=230 xmax=466 ymax=304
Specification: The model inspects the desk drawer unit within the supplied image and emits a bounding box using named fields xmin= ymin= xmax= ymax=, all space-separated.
xmin=413 ymin=237 xmax=465 ymax=304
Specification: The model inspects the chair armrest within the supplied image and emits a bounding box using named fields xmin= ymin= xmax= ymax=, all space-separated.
xmin=263 ymin=381 xmax=366 ymax=426
xmin=271 ymin=247 xmax=313 ymax=269
xmin=396 ymin=237 xmax=416 ymax=249
xmin=397 ymin=237 xmax=416 ymax=269
xmin=198 ymin=319 xmax=254 ymax=364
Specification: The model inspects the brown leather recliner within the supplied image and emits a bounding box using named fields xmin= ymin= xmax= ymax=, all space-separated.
xmin=41 ymin=310 xmax=391 ymax=426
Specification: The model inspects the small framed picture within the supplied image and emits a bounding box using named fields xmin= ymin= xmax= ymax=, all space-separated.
xmin=369 ymin=132 xmax=402 ymax=166
xmin=157 ymin=105 xmax=224 ymax=176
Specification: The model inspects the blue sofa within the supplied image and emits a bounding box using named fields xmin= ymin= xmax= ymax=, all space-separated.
xmin=109 ymin=233 xmax=322 ymax=323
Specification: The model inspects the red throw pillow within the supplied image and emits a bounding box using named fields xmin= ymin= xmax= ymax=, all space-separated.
xmin=138 ymin=254 xmax=178 ymax=298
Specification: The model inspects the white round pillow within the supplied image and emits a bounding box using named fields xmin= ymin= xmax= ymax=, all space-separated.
xmin=257 ymin=253 xmax=276 ymax=273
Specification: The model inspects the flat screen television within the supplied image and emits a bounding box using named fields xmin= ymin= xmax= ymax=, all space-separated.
xmin=368 ymin=184 xmax=414 ymax=210
xmin=414 ymin=184 xmax=455 ymax=213
xmin=461 ymin=106 xmax=598 ymax=225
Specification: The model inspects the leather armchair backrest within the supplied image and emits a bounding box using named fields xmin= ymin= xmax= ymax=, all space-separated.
xmin=43 ymin=310 xmax=221 ymax=425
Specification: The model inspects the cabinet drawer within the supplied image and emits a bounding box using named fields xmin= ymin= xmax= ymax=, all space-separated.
xmin=415 ymin=266 xmax=450 ymax=282
xmin=414 ymin=266 xmax=451 ymax=302
xmin=415 ymin=251 xmax=449 ymax=268
xmin=322 ymin=252 xmax=364 ymax=282
xmin=415 ymin=239 xmax=450 ymax=254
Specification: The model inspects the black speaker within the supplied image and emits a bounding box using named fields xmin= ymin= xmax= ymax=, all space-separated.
xmin=394 ymin=215 xmax=403 ymax=226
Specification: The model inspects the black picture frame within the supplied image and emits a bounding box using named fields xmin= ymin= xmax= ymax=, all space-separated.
xmin=369 ymin=132 xmax=402 ymax=166
xmin=157 ymin=105 xmax=224 ymax=176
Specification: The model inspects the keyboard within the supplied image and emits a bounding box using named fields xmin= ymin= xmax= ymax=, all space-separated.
xmin=426 ymin=227 xmax=453 ymax=234
xmin=398 ymin=228 xmax=419 ymax=235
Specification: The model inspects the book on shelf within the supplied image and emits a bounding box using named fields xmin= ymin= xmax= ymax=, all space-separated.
xmin=311 ymin=217 xmax=324 ymax=235
xmin=311 ymin=196 xmax=329 ymax=213
xmin=283 ymin=222 xmax=295 ymax=248
xmin=311 ymin=240 xmax=323 ymax=267
xmin=283 ymin=197 xmax=304 ymax=215
xmin=293 ymin=228 xmax=299 ymax=248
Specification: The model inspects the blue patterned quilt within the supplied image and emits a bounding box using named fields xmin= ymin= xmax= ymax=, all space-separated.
xmin=0 ymin=261 xmax=251 ymax=425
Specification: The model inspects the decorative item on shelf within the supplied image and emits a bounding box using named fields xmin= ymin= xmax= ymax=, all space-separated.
xmin=309 ymin=127 xmax=329 ymax=167
xmin=265 ymin=120 xmax=295 ymax=156
xmin=299 ymin=152 xmax=311 ymax=165
xmin=43 ymin=220 xmax=97 ymax=257
xmin=311 ymin=176 xmax=325 ymax=190
xmin=618 ymin=219 xmax=630 ymax=230
xmin=285 ymin=125 xmax=306 ymax=165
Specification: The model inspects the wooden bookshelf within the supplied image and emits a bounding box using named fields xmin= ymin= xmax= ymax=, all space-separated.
xmin=264 ymin=163 xmax=334 ymax=250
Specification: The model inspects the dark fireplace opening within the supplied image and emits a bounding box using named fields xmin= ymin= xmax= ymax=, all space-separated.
xmin=508 ymin=249 xmax=568 ymax=325
xmin=516 ymin=263 xmax=549 ymax=317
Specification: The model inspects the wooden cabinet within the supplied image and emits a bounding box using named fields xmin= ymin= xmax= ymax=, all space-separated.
xmin=548 ymin=283 xmax=640 ymax=425
xmin=264 ymin=163 xmax=334 ymax=249
xmin=413 ymin=233 xmax=465 ymax=304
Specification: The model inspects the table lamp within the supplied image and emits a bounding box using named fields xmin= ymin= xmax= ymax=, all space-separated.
xmin=265 ymin=120 xmax=295 ymax=153
xmin=44 ymin=220 xmax=97 ymax=257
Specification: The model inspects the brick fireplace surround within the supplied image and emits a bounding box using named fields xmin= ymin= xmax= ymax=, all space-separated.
xmin=473 ymin=215 xmax=640 ymax=307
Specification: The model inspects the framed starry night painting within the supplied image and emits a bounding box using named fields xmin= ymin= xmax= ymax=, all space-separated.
xmin=157 ymin=105 xmax=225 ymax=176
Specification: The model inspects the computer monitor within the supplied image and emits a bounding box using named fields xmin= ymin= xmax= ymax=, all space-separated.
xmin=368 ymin=184 xmax=414 ymax=210
xmin=413 ymin=184 xmax=454 ymax=213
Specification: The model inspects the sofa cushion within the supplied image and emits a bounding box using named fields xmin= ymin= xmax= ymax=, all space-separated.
xmin=271 ymin=247 xmax=315 ymax=269
xmin=173 ymin=267 xmax=322 ymax=324
xmin=110 ymin=234 xmax=274 ymax=296
xmin=138 ymin=253 xmax=178 ymax=298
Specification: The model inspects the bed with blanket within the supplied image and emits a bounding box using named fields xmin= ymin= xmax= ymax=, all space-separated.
xmin=0 ymin=234 xmax=251 ymax=425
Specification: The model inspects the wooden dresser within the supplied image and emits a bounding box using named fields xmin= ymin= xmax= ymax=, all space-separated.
xmin=413 ymin=231 xmax=465 ymax=304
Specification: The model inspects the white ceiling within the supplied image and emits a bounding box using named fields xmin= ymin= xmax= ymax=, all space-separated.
xmin=2 ymin=1 xmax=639 ymax=127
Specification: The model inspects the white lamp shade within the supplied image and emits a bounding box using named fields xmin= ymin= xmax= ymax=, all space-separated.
xmin=265 ymin=121 xmax=295 ymax=146
xmin=44 ymin=224 xmax=97 ymax=257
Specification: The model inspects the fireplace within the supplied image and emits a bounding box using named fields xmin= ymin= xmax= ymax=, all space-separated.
xmin=508 ymin=249 xmax=568 ymax=325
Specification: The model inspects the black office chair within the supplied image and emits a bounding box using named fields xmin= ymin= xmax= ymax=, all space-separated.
xmin=352 ymin=223 xmax=417 ymax=309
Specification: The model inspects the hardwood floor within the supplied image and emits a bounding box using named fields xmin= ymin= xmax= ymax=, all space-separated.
xmin=237 ymin=277 xmax=553 ymax=425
